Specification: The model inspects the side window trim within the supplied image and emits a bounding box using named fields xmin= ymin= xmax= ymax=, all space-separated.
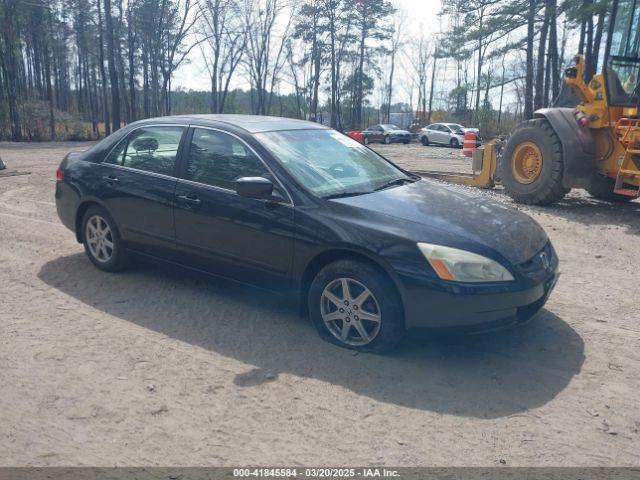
xmin=101 ymin=124 xmax=188 ymax=179
xmin=179 ymin=125 xmax=294 ymax=205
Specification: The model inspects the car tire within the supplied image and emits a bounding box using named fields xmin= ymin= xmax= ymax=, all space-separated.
xmin=384 ymin=135 xmax=391 ymax=145
xmin=363 ymin=136 xmax=370 ymax=145
xmin=81 ymin=205 xmax=129 ymax=272
xmin=450 ymin=138 xmax=460 ymax=148
xmin=500 ymin=118 xmax=569 ymax=205
xmin=308 ymin=259 xmax=404 ymax=353
xmin=421 ymin=136 xmax=430 ymax=146
xmin=403 ymin=139 xmax=410 ymax=144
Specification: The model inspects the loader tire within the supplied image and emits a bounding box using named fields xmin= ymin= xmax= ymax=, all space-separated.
xmin=586 ymin=174 xmax=635 ymax=202
xmin=500 ymin=119 xmax=569 ymax=205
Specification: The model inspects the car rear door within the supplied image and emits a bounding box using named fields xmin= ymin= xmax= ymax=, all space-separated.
xmin=97 ymin=125 xmax=186 ymax=258
xmin=173 ymin=126 xmax=295 ymax=290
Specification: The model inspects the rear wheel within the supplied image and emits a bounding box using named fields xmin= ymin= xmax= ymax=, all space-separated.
xmin=363 ymin=136 xmax=370 ymax=145
xmin=81 ymin=206 xmax=129 ymax=272
xmin=308 ymin=260 xmax=404 ymax=353
xmin=500 ymin=118 xmax=569 ymax=205
xmin=586 ymin=174 xmax=636 ymax=202
xmin=421 ymin=136 xmax=430 ymax=146
xmin=450 ymin=138 xmax=459 ymax=148
xmin=383 ymin=135 xmax=391 ymax=145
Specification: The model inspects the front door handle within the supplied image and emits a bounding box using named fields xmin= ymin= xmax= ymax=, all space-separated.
xmin=177 ymin=194 xmax=201 ymax=205
xmin=102 ymin=175 xmax=119 ymax=183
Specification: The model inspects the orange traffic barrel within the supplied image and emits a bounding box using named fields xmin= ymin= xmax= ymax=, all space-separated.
xmin=462 ymin=131 xmax=476 ymax=157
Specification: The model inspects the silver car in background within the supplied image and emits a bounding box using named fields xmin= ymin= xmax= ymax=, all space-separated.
xmin=419 ymin=123 xmax=480 ymax=148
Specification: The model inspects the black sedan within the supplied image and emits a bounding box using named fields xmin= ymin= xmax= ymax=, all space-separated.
xmin=55 ymin=115 xmax=559 ymax=353
xmin=361 ymin=124 xmax=411 ymax=145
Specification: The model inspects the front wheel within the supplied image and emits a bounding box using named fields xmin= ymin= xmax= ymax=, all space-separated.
xmin=363 ymin=136 xmax=370 ymax=145
xmin=308 ymin=260 xmax=404 ymax=353
xmin=450 ymin=138 xmax=459 ymax=148
xmin=500 ymin=118 xmax=569 ymax=205
xmin=421 ymin=136 xmax=430 ymax=146
xmin=81 ymin=206 xmax=129 ymax=272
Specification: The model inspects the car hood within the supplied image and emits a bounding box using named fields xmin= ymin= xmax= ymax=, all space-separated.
xmin=331 ymin=179 xmax=548 ymax=264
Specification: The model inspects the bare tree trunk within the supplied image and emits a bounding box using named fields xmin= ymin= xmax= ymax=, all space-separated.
xmin=498 ymin=54 xmax=506 ymax=125
xmin=352 ymin=19 xmax=367 ymax=128
xmin=104 ymin=0 xmax=121 ymax=132
xmin=548 ymin=0 xmax=560 ymax=100
xmin=386 ymin=48 xmax=396 ymax=123
xmin=534 ymin=1 xmax=549 ymax=110
xmin=97 ymin=0 xmax=111 ymax=135
xmin=127 ymin=5 xmax=136 ymax=121
xmin=524 ymin=0 xmax=536 ymax=120
xmin=583 ymin=0 xmax=594 ymax=80
xmin=427 ymin=50 xmax=437 ymax=124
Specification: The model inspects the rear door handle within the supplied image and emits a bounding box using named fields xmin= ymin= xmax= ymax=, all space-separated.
xmin=177 ymin=194 xmax=201 ymax=205
xmin=102 ymin=175 xmax=119 ymax=183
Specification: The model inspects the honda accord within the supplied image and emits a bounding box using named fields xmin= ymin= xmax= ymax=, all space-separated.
xmin=55 ymin=115 xmax=559 ymax=352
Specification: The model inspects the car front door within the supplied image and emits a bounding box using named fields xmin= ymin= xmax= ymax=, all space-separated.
xmin=173 ymin=127 xmax=295 ymax=290
xmin=97 ymin=125 xmax=186 ymax=258
xmin=432 ymin=124 xmax=446 ymax=144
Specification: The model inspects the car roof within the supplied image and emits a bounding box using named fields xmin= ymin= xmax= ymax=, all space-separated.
xmin=130 ymin=114 xmax=330 ymax=134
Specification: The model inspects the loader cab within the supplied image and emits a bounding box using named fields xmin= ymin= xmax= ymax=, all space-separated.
xmin=605 ymin=0 xmax=640 ymax=107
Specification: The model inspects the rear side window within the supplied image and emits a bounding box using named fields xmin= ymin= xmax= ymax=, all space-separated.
xmin=104 ymin=126 xmax=185 ymax=177
xmin=185 ymin=128 xmax=272 ymax=190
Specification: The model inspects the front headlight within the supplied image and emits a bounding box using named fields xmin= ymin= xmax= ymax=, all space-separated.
xmin=417 ymin=242 xmax=514 ymax=283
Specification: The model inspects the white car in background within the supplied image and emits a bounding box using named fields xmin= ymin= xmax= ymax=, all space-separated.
xmin=419 ymin=123 xmax=480 ymax=148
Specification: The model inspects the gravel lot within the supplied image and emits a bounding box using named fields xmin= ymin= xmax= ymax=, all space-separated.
xmin=1 ymin=141 xmax=639 ymax=466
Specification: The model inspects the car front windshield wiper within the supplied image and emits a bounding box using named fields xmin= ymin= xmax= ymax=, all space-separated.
xmin=323 ymin=190 xmax=373 ymax=199
xmin=374 ymin=176 xmax=417 ymax=191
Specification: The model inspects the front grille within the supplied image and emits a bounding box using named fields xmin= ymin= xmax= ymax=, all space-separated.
xmin=517 ymin=242 xmax=557 ymax=278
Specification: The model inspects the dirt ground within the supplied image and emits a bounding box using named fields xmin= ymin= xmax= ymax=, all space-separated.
xmin=1 ymin=141 xmax=639 ymax=467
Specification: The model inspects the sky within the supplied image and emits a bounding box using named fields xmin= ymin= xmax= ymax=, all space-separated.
xmin=172 ymin=0 xmax=445 ymax=101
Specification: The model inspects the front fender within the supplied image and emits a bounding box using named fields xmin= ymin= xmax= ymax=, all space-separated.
xmin=534 ymin=108 xmax=596 ymax=189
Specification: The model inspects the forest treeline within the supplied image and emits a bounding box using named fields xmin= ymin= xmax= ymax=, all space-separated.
xmin=0 ymin=0 xmax=610 ymax=141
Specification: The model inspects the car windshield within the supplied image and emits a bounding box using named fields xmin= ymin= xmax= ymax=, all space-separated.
xmin=254 ymin=129 xmax=411 ymax=198
xmin=381 ymin=124 xmax=401 ymax=130
xmin=446 ymin=124 xmax=464 ymax=131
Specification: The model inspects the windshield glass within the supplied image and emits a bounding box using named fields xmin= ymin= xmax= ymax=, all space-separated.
xmin=606 ymin=0 xmax=640 ymax=104
xmin=255 ymin=129 xmax=410 ymax=197
xmin=381 ymin=124 xmax=401 ymax=130
xmin=446 ymin=124 xmax=464 ymax=131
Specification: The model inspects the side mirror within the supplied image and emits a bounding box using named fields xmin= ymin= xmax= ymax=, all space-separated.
xmin=235 ymin=177 xmax=274 ymax=199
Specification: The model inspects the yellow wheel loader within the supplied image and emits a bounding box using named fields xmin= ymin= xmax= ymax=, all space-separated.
xmin=426 ymin=0 xmax=640 ymax=205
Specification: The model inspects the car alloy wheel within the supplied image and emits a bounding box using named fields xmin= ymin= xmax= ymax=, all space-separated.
xmin=85 ymin=215 xmax=114 ymax=263
xmin=81 ymin=205 xmax=129 ymax=272
xmin=384 ymin=135 xmax=390 ymax=144
xmin=363 ymin=136 xmax=369 ymax=145
xmin=320 ymin=277 xmax=382 ymax=346
xmin=450 ymin=138 xmax=459 ymax=148
xmin=421 ymin=136 xmax=429 ymax=146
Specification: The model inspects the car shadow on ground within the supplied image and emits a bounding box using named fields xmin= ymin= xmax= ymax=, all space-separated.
xmin=39 ymin=253 xmax=585 ymax=419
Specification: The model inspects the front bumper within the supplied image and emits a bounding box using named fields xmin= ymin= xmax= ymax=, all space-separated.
xmin=391 ymin=134 xmax=411 ymax=143
xmin=400 ymin=267 xmax=559 ymax=331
